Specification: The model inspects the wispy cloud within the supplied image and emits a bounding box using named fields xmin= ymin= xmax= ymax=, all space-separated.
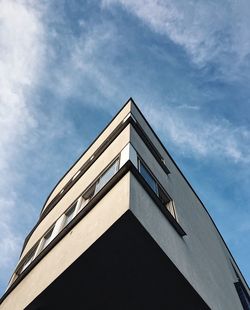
xmin=0 ymin=0 xmax=47 ymax=290
xmin=103 ymin=0 xmax=250 ymax=80
xmin=176 ymin=104 xmax=200 ymax=111
xmin=0 ymin=0 xmax=46 ymax=171
xmin=46 ymin=20 xmax=124 ymax=108
xmin=100 ymin=0 xmax=250 ymax=163
xmin=44 ymin=2 xmax=250 ymax=164
xmin=145 ymin=104 xmax=250 ymax=163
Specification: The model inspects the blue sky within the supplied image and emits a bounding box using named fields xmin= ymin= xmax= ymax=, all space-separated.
xmin=0 ymin=0 xmax=250 ymax=295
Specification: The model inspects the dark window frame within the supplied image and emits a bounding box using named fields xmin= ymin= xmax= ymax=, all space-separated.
xmin=138 ymin=158 xmax=159 ymax=195
xmin=137 ymin=157 xmax=176 ymax=220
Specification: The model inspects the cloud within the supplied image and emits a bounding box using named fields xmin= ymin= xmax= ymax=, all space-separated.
xmin=177 ymin=104 xmax=200 ymax=111
xmin=0 ymin=0 xmax=46 ymax=171
xmin=0 ymin=0 xmax=47 ymax=290
xmin=43 ymin=3 xmax=250 ymax=165
xmin=45 ymin=20 xmax=124 ymax=108
xmin=145 ymin=104 xmax=250 ymax=163
xmin=103 ymin=0 xmax=250 ymax=79
xmin=0 ymin=197 xmax=21 ymax=269
xmin=99 ymin=0 xmax=250 ymax=163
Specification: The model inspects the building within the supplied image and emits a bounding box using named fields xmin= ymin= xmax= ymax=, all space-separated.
xmin=0 ymin=98 xmax=249 ymax=309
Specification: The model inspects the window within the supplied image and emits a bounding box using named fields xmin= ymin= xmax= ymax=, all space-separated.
xmin=158 ymin=186 xmax=170 ymax=205
xmin=63 ymin=203 xmax=77 ymax=227
xmin=79 ymin=197 xmax=89 ymax=211
xmin=82 ymin=158 xmax=119 ymax=204
xmin=95 ymin=159 xmax=119 ymax=194
xmin=235 ymin=280 xmax=250 ymax=310
xmin=233 ymin=275 xmax=250 ymax=310
xmin=20 ymin=248 xmax=36 ymax=273
xmin=138 ymin=159 xmax=158 ymax=194
xmin=40 ymin=226 xmax=54 ymax=251
xmin=159 ymin=186 xmax=176 ymax=219
xmin=166 ymin=200 xmax=177 ymax=219
xmin=72 ymin=170 xmax=81 ymax=181
xmin=16 ymin=158 xmax=121 ymax=279
xmin=82 ymin=183 xmax=96 ymax=201
xmin=138 ymin=157 xmax=177 ymax=220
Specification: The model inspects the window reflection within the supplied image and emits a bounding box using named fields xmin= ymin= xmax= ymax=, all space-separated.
xmin=63 ymin=203 xmax=76 ymax=227
xmin=40 ymin=226 xmax=54 ymax=251
xmin=20 ymin=249 xmax=36 ymax=273
xmin=95 ymin=160 xmax=119 ymax=194
xmin=138 ymin=159 xmax=158 ymax=194
xmin=138 ymin=158 xmax=176 ymax=220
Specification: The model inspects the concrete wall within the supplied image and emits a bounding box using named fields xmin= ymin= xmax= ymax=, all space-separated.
xmin=128 ymin=104 xmax=246 ymax=309
xmin=129 ymin=175 xmax=243 ymax=310
xmin=21 ymin=125 xmax=130 ymax=259
xmin=1 ymin=174 xmax=130 ymax=310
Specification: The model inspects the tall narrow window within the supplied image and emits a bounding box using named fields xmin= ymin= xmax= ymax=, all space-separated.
xmin=138 ymin=159 xmax=158 ymax=194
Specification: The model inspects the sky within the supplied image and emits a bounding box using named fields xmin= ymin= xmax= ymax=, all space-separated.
xmin=0 ymin=0 xmax=250 ymax=295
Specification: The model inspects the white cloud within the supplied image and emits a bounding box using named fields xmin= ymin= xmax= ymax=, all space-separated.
xmin=47 ymin=21 xmax=123 ymax=107
xmin=44 ymin=5 xmax=250 ymax=165
xmin=145 ymin=104 xmax=250 ymax=163
xmin=0 ymin=197 xmax=22 ymax=269
xmin=100 ymin=0 xmax=250 ymax=162
xmin=177 ymin=104 xmax=200 ymax=111
xmin=0 ymin=0 xmax=47 ymax=290
xmin=0 ymin=0 xmax=46 ymax=170
xmin=103 ymin=0 xmax=250 ymax=79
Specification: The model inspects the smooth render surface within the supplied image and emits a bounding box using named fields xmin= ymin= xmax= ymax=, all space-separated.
xmin=0 ymin=175 xmax=130 ymax=310
xmin=25 ymin=211 xmax=210 ymax=310
xmin=130 ymin=175 xmax=243 ymax=310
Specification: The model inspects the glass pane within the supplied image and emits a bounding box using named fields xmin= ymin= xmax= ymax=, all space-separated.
xmin=64 ymin=205 xmax=76 ymax=227
xmin=95 ymin=160 xmax=119 ymax=194
xmin=166 ymin=201 xmax=176 ymax=218
xmin=236 ymin=281 xmax=250 ymax=310
xmin=21 ymin=250 xmax=36 ymax=272
xmin=42 ymin=227 xmax=54 ymax=249
xmin=79 ymin=198 xmax=89 ymax=211
xmin=139 ymin=161 xmax=158 ymax=194
xmin=83 ymin=184 xmax=96 ymax=200
xmin=158 ymin=187 xmax=170 ymax=204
